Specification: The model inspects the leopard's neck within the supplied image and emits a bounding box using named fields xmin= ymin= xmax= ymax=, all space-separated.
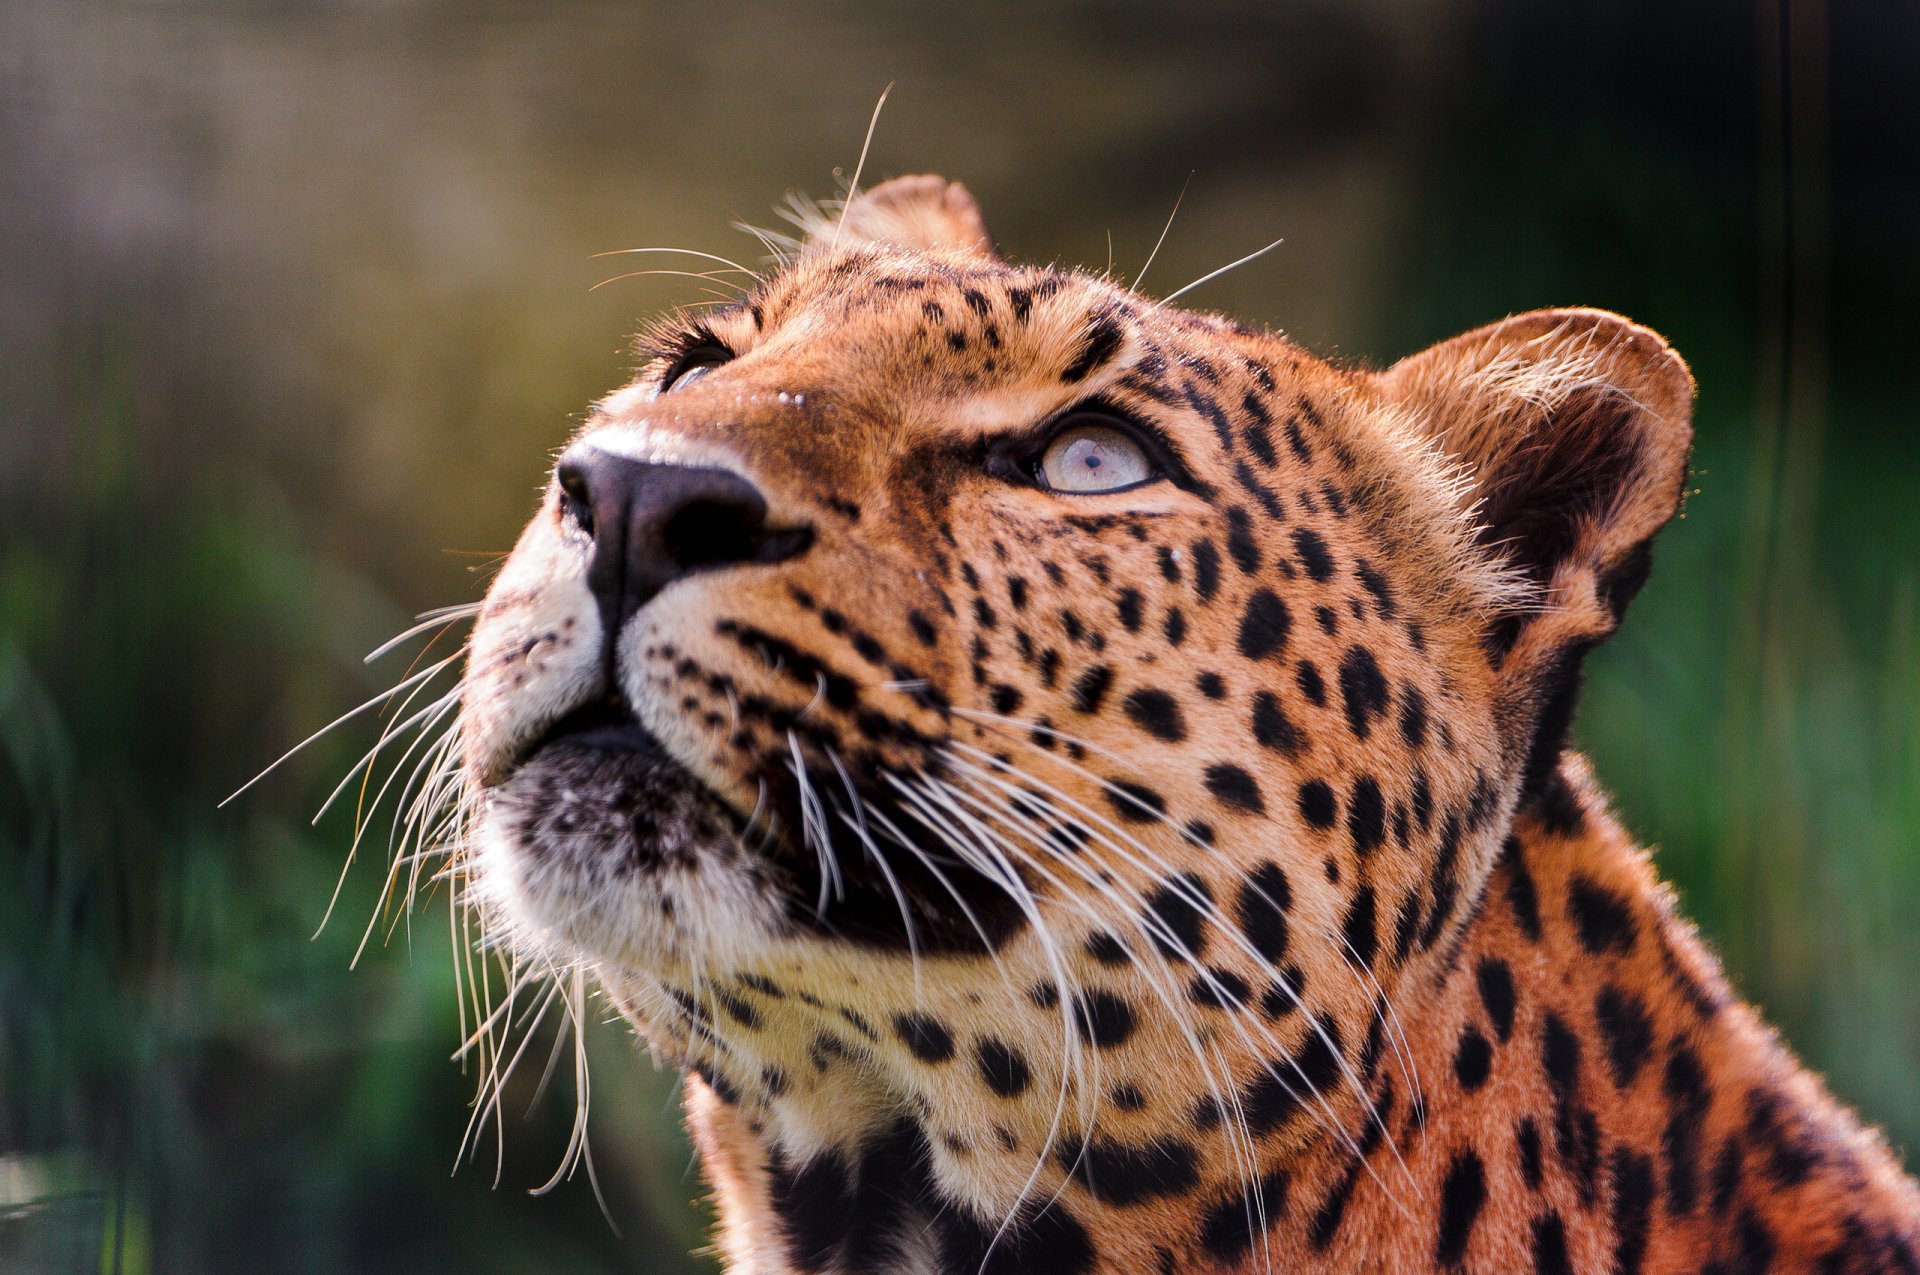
xmin=682 ymin=754 xmax=1920 ymax=1273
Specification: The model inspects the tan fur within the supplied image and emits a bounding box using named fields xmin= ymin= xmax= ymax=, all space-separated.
xmin=458 ymin=175 xmax=1920 ymax=1273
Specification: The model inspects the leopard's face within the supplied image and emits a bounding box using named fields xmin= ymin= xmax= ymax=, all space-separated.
xmin=459 ymin=176 xmax=1689 ymax=1213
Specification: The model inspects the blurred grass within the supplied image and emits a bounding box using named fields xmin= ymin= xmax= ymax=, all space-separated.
xmin=1 ymin=0 xmax=1915 ymax=1270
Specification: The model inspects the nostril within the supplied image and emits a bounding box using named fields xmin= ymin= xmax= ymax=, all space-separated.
xmin=556 ymin=458 xmax=595 ymax=538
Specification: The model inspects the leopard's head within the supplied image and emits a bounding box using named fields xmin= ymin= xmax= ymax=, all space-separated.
xmin=459 ymin=175 xmax=1691 ymax=1228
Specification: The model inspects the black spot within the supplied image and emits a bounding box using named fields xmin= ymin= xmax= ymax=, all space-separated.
xmin=1062 ymin=312 xmax=1124 ymax=383
xmin=892 ymin=1012 xmax=955 ymax=1063
xmin=932 ymin=1195 xmax=1094 ymax=1275
xmin=1297 ymin=780 xmax=1338 ymax=829
xmin=1355 ymin=560 xmax=1397 ymax=619
xmin=1204 ymin=763 xmax=1264 ymax=813
xmin=1666 ymin=1044 xmax=1712 ymax=1213
xmin=1341 ymin=886 xmax=1378 ymax=966
xmin=1058 ymin=1135 xmax=1199 ymax=1205
xmin=1517 ymin=1117 xmax=1544 ymax=1189
xmin=1531 ymin=1212 xmax=1572 ymax=1275
xmin=1595 ymin=985 xmax=1654 ymax=1088
xmin=1071 ymin=664 xmax=1114 ymax=713
xmin=1110 ymin=1083 xmax=1146 ymax=1111
xmin=1192 ymin=539 xmax=1221 ymax=601
xmin=1115 ymin=588 xmax=1144 ymax=632
xmin=1123 ymin=687 xmax=1186 ymax=741
xmin=1290 ymin=527 xmax=1335 ymax=582
xmin=1308 ymin=1164 xmax=1362 ymax=1251
xmin=1567 ymin=875 xmax=1639 ymax=955
xmin=1296 ymin=660 xmax=1326 ymax=706
xmin=1243 ymin=1015 xmax=1343 ymax=1135
xmin=1107 ymin=780 xmax=1165 ymax=823
xmin=990 ymin=683 xmax=1024 ymax=715
xmin=1453 ymin=1027 xmax=1493 ymax=1091
xmin=1084 ymin=931 xmax=1129 ymax=966
xmin=1504 ymin=839 xmax=1543 ymax=941
xmin=1236 ymin=862 xmax=1291 ymax=961
xmin=1225 ymin=506 xmax=1262 ymax=573
xmin=1076 ymin=990 xmax=1138 ymax=1048
xmin=976 ymin=1038 xmax=1031 ymax=1098
xmin=1163 ymin=607 xmax=1187 ymax=645
xmin=767 ymin=1146 xmax=854 ymax=1271
xmin=1476 ymin=958 xmax=1517 ymax=1042
xmin=1345 ymin=775 xmax=1386 ymax=855
xmin=1337 ymin=646 xmax=1390 ymax=738
xmin=1144 ymin=874 xmax=1211 ymax=959
xmin=1156 ymin=545 xmax=1182 ymax=582
xmin=1610 ymin=1147 xmax=1656 ymax=1275
xmin=1195 ymin=671 xmax=1225 ymax=699
xmin=1436 ymin=1149 xmax=1486 ymax=1266
xmin=1188 ymin=968 xmax=1251 ymax=1008
xmin=1237 ymin=590 xmax=1292 ymax=660
xmin=1198 ymin=1170 xmax=1290 ymax=1261
xmin=1398 ymin=687 xmax=1429 ymax=749
xmin=1251 ymin=691 xmax=1304 ymax=755
xmin=908 ymin=610 xmax=938 ymax=646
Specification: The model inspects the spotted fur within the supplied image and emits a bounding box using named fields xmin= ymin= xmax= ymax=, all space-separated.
xmin=456 ymin=175 xmax=1920 ymax=1272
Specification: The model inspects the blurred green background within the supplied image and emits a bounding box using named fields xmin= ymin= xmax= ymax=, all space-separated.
xmin=2 ymin=1 xmax=1915 ymax=1271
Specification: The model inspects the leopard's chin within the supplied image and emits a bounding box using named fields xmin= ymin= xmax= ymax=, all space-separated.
xmin=473 ymin=701 xmax=791 ymax=973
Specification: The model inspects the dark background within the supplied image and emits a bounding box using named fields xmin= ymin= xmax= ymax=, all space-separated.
xmin=3 ymin=2 xmax=1916 ymax=1271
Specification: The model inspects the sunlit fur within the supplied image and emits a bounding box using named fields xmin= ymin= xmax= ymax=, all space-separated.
xmin=353 ymin=176 xmax=1917 ymax=1272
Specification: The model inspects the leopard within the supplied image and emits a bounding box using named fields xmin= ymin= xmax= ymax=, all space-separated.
xmin=453 ymin=174 xmax=1920 ymax=1273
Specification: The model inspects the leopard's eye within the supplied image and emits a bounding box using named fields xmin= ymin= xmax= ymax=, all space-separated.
xmin=1037 ymin=419 xmax=1158 ymax=494
xmin=661 ymin=344 xmax=733 ymax=393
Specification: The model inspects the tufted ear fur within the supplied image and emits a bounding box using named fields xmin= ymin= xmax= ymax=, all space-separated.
xmin=804 ymin=174 xmax=998 ymax=258
xmin=1375 ymin=308 xmax=1695 ymax=798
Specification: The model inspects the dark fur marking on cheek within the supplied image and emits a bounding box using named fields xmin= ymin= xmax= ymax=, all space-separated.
xmin=1242 ymin=1014 xmax=1343 ymax=1135
xmin=932 ymin=1194 xmax=1095 ymax=1275
xmin=1144 ymin=874 xmax=1212 ymax=959
xmin=1056 ymin=1135 xmax=1200 ymax=1205
xmin=975 ymin=1037 xmax=1032 ymax=1098
xmin=1115 ymin=588 xmax=1144 ymax=632
xmin=1296 ymin=659 xmax=1326 ymax=706
xmin=1341 ymin=885 xmax=1378 ymax=965
xmin=1297 ymin=779 xmax=1338 ymax=829
xmin=891 ymin=1012 xmax=956 ymax=1063
xmin=1292 ymin=527 xmax=1335 ymax=582
xmin=1345 ymin=775 xmax=1386 ymax=855
xmin=1237 ymin=862 xmax=1292 ymax=961
xmin=1435 ymin=1148 xmax=1487 ymax=1266
xmin=1609 ymin=1147 xmax=1656 ymax=1275
xmin=1336 ymin=645 xmax=1390 ymax=738
xmin=1191 ymin=539 xmax=1222 ymax=601
xmin=1123 ymin=687 xmax=1187 ymax=741
xmin=1204 ymin=763 xmax=1264 ymax=813
xmin=1595 ymin=985 xmax=1654 ymax=1089
xmin=1503 ymin=838 xmax=1544 ymax=941
xmin=1251 ymin=691 xmax=1305 ymax=755
xmin=1666 ymin=1044 xmax=1712 ymax=1213
xmin=1567 ymin=874 xmax=1639 ymax=955
xmin=1106 ymin=779 xmax=1166 ymax=823
xmin=1531 ymin=1212 xmax=1572 ymax=1275
xmin=1476 ymin=957 xmax=1517 ymax=1041
xmin=1075 ymin=989 xmax=1138 ymax=1048
xmin=1238 ymin=590 xmax=1292 ymax=660
xmin=1198 ymin=1169 xmax=1290 ymax=1261
xmin=1070 ymin=664 xmax=1114 ymax=713
xmin=1517 ymin=1117 xmax=1545 ymax=1189
xmin=1447 ymin=1022 xmax=1493 ymax=1098
xmin=1225 ymin=506 xmax=1262 ymax=573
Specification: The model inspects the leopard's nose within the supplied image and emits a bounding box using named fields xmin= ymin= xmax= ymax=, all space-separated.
xmin=555 ymin=444 xmax=812 ymax=641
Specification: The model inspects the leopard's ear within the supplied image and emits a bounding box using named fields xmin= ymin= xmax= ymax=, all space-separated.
xmin=804 ymin=174 xmax=998 ymax=258
xmin=1374 ymin=308 xmax=1695 ymax=794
